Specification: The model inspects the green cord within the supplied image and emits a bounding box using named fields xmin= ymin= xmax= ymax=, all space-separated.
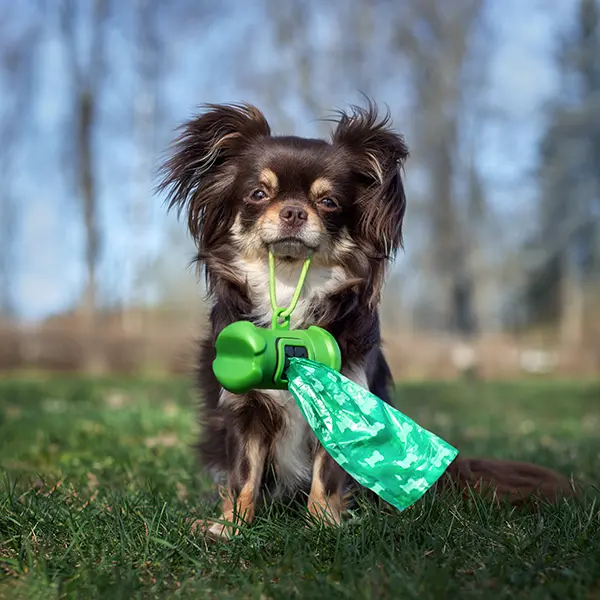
xmin=269 ymin=250 xmax=313 ymax=329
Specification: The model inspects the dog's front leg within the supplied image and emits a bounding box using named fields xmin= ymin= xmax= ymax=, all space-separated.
xmin=197 ymin=390 xmax=281 ymax=540
xmin=201 ymin=432 xmax=268 ymax=540
xmin=306 ymin=363 xmax=369 ymax=526
xmin=307 ymin=445 xmax=349 ymax=525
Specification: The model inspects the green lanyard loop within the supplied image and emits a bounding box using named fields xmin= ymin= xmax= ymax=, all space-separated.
xmin=268 ymin=251 xmax=313 ymax=330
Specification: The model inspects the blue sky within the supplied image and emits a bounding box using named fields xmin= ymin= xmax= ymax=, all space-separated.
xmin=1 ymin=0 xmax=574 ymax=322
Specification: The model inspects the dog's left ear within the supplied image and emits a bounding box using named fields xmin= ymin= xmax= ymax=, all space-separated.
xmin=332 ymin=102 xmax=409 ymax=259
xmin=157 ymin=103 xmax=271 ymax=250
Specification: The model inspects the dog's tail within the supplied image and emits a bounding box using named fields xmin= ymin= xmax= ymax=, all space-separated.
xmin=434 ymin=457 xmax=578 ymax=506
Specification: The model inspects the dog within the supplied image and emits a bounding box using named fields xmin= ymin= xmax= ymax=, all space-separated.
xmin=159 ymin=101 xmax=575 ymax=538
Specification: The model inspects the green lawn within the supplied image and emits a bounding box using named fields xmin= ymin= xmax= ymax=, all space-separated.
xmin=0 ymin=377 xmax=599 ymax=599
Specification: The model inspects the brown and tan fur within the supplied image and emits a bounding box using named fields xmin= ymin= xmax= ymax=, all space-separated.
xmin=159 ymin=101 xmax=576 ymax=540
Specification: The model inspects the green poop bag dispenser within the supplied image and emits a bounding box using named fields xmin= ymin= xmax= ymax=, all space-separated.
xmin=212 ymin=252 xmax=342 ymax=394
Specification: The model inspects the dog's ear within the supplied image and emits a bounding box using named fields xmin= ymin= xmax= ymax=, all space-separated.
xmin=331 ymin=101 xmax=408 ymax=259
xmin=158 ymin=103 xmax=270 ymax=249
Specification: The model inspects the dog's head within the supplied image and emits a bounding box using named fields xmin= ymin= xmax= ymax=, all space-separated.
xmin=159 ymin=101 xmax=408 ymax=292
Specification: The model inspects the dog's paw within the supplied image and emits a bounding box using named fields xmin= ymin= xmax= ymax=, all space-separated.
xmin=189 ymin=517 xmax=237 ymax=541
xmin=306 ymin=500 xmax=343 ymax=528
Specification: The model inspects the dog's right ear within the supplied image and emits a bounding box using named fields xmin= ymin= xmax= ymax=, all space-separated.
xmin=157 ymin=103 xmax=270 ymax=246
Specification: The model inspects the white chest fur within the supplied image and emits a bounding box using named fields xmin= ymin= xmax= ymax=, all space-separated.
xmin=234 ymin=257 xmax=347 ymax=329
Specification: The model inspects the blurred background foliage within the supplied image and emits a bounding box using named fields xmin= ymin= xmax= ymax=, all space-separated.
xmin=0 ymin=0 xmax=599 ymax=378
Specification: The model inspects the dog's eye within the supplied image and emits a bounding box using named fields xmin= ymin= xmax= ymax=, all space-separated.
xmin=249 ymin=189 xmax=268 ymax=203
xmin=319 ymin=198 xmax=339 ymax=211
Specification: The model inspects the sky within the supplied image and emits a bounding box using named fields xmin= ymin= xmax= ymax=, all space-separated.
xmin=1 ymin=0 xmax=575 ymax=322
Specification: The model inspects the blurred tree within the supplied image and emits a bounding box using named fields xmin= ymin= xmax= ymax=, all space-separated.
xmin=0 ymin=41 xmax=25 ymax=317
xmin=123 ymin=0 xmax=164 ymax=334
xmin=139 ymin=0 xmax=221 ymax=320
xmin=393 ymin=0 xmax=490 ymax=337
xmin=526 ymin=0 xmax=600 ymax=345
xmin=0 ymin=6 xmax=39 ymax=321
xmin=255 ymin=0 xmax=379 ymax=134
xmin=60 ymin=0 xmax=109 ymax=369
xmin=253 ymin=0 xmax=320 ymax=132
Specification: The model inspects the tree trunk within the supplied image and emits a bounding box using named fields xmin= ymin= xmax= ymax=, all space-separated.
xmin=76 ymin=89 xmax=106 ymax=373
xmin=560 ymin=247 xmax=585 ymax=348
xmin=122 ymin=0 xmax=160 ymax=336
xmin=61 ymin=0 xmax=109 ymax=373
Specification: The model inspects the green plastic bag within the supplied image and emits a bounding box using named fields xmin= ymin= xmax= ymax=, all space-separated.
xmin=287 ymin=358 xmax=459 ymax=512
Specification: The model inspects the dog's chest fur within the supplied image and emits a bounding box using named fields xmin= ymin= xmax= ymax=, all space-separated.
xmin=237 ymin=256 xmax=347 ymax=328
xmin=228 ymin=256 xmax=349 ymax=492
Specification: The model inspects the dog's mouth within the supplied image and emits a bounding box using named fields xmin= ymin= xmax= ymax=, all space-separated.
xmin=269 ymin=238 xmax=317 ymax=260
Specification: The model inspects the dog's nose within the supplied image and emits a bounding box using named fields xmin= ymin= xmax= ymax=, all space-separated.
xmin=279 ymin=205 xmax=308 ymax=227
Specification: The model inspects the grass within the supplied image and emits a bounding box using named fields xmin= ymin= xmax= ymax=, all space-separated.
xmin=0 ymin=376 xmax=599 ymax=599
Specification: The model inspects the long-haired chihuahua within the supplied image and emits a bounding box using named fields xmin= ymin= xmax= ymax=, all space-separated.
xmin=158 ymin=101 xmax=574 ymax=538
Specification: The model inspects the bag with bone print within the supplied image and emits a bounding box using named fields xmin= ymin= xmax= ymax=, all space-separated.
xmin=286 ymin=358 xmax=459 ymax=511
